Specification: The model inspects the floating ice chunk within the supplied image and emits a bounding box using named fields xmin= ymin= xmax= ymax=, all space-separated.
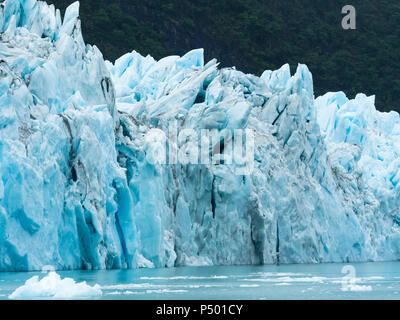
xmin=341 ymin=284 xmax=372 ymax=292
xmin=9 ymin=272 xmax=102 ymax=299
xmin=239 ymin=284 xmax=260 ymax=288
xmin=243 ymin=277 xmax=327 ymax=283
xmin=107 ymin=290 xmax=140 ymax=295
xmin=145 ymin=289 xmax=188 ymax=294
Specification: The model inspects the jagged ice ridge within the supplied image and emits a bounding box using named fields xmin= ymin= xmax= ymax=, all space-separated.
xmin=0 ymin=0 xmax=399 ymax=271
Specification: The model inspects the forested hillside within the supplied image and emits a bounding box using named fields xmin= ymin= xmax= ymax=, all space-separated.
xmin=48 ymin=0 xmax=400 ymax=112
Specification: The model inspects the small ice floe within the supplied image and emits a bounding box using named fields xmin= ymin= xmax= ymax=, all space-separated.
xmin=341 ymin=284 xmax=372 ymax=292
xmin=102 ymin=283 xmax=163 ymax=290
xmin=140 ymin=275 xmax=228 ymax=280
xmin=145 ymin=289 xmax=188 ymax=294
xmin=9 ymin=272 xmax=102 ymax=299
xmin=243 ymin=276 xmax=326 ymax=283
xmin=250 ymin=272 xmax=309 ymax=277
xmin=107 ymin=291 xmax=140 ymax=296
xmin=341 ymin=265 xmax=373 ymax=292
xmin=239 ymin=284 xmax=260 ymax=288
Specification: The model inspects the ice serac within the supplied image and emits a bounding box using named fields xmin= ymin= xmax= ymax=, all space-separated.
xmin=315 ymin=93 xmax=400 ymax=257
xmin=0 ymin=0 xmax=128 ymax=271
xmin=0 ymin=0 xmax=399 ymax=271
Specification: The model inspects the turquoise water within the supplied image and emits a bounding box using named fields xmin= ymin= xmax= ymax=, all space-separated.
xmin=1 ymin=261 xmax=400 ymax=300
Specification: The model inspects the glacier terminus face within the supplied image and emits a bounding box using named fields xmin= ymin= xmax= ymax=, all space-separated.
xmin=0 ymin=0 xmax=399 ymax=271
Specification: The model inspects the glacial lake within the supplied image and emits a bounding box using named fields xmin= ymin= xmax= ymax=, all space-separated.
xmin=1 ymin=261 xmax=400 ymax=300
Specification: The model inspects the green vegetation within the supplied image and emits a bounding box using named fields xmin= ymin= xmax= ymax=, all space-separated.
xmin=48 ymin=0 xmax=400 ymax=112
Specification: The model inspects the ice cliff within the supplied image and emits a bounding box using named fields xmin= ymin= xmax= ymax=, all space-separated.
xmin=0 ymin=0 xmax=399 ymax=271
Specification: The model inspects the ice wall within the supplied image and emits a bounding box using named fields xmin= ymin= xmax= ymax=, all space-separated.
xmin=0 ymin=0 xmax=399 ymax=271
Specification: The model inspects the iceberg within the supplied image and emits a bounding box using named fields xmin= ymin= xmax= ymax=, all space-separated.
xmin=0 ymin=0 xmax=399 ymax=271
xmin=9 ymin=271 xmax=102 ymax=299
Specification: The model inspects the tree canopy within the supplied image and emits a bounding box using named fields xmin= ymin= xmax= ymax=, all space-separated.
xmin=48 ymin=0 xmax=400 ymax=112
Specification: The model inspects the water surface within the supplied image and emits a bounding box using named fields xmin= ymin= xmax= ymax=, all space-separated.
xmin=1 ymin=261 xmax=399 ymax=300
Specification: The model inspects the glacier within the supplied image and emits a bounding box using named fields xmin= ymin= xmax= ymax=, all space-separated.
xmin=0 ymin=0 xmax=399 ymax=271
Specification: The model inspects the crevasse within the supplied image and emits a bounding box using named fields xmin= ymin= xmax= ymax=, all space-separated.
xmin=0 ymin=0 xmax=399 ymax=271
